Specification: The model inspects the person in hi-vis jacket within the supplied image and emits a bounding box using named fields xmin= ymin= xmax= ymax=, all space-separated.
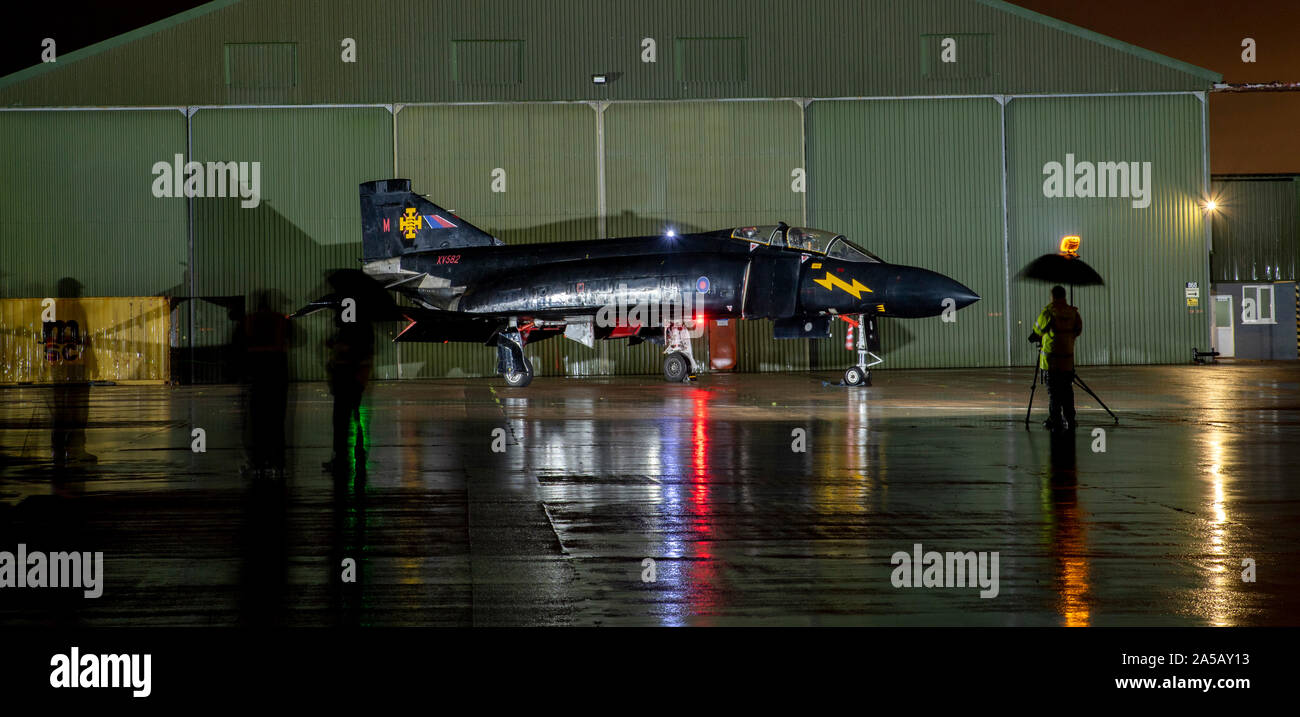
xmin=1029 ymin=285 xmax=1083 ymax=431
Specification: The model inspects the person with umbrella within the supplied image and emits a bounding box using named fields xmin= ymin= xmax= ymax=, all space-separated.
xmin=1029 ymin=284 xmax=1083 ymax=431
xmin=1018 ymin=237 xmax=1117 ymax=427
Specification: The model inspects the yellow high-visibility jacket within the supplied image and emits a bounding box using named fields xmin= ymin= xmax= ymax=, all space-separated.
xmin=1032 ymin=301 xmax=1083 ymax=370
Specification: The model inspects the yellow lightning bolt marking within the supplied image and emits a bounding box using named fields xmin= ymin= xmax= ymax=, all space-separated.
xmin=399 ymin=207 xmax=422 ymax=239
xmin=813 ymin=272 xmax=872 ymax=299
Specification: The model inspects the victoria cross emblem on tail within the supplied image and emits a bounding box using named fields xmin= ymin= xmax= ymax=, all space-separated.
xmin=399 ymin=207 xmax=422 ymax=239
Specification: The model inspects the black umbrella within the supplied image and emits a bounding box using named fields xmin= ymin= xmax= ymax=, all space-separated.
xmin=1017 ymin=253 xmax=1105 ymax=287
xmin=1016 ymin=240 xmax=1118 ymax=425
xmin=1018 ymin=237 xmax=1105 ymax=305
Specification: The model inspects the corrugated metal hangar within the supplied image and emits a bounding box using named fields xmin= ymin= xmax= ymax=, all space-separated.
xmin=1207 ymin=177 xmax=1298 ymax=361
xmin=0 ymin=0 xmax=1226 ymax=381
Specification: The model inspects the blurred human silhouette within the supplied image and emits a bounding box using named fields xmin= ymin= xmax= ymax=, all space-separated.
xmin=237 ymin=289 xmax=293 ymax=478
xmin=322 ymin=306 xmax=374 ymax=477
xmin=45 ymin=277 xmax=97 ymax=468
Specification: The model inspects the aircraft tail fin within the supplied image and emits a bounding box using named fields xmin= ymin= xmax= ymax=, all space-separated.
xmin=359 ymin=179 xmax=500 ymax=261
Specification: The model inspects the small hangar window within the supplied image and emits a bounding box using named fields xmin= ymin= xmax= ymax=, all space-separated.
xmin=1241 ymin=285 xmax=1276 ymax=325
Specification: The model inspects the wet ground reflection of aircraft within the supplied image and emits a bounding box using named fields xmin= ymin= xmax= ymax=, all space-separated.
xmin=295 ymin=180 xmax=980 ymax=388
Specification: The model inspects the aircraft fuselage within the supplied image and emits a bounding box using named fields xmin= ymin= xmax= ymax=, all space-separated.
xmin=364 ymin=232 xmax=976 ymax=324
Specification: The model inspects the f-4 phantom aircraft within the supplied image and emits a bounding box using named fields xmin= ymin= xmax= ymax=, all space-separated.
xmin=307 ymin=179 xmax=979 ymax=387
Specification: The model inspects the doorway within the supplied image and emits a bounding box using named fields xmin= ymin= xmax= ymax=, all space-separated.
xmin=1213 ymin=294 xmax=1234 ymax=357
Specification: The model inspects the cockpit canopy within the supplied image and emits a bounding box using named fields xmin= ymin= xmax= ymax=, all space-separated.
xmin=730 ymin=224 xmax=884 ymax=263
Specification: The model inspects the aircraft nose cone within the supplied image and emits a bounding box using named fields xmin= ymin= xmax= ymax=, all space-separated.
xmin=945 ymin=278 xmax=981 ymax=309
xmin=884 ymin=267 xmax=980 ymax=318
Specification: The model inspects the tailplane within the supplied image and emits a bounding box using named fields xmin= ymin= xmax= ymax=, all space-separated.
xmin=359 ymin=179 xmax=500 ymax=261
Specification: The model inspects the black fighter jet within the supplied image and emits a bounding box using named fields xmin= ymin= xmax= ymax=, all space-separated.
xmin=301 ymin=179 xmax=980 ymax=387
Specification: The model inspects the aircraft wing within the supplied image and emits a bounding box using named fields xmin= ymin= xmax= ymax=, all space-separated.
xmin=393 ymin=306 xmax=503 ymax=344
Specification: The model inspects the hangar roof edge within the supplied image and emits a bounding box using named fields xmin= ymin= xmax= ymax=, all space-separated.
xmin=0 ymin=0 xmax=244 ymax=91
xmin=978 ymin=0 xmax=1222 ymax=83
xmin=0 ymin=0 xmax=1223 ymax=96
xmin=0 ymin=0 xmax=244 ymax=90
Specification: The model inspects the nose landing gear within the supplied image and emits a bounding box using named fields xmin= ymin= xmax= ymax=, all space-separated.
xmin=839 ymin=313 xmax=882 ymax=387
xmin=843 ymin=365 xmax=870 ymax=387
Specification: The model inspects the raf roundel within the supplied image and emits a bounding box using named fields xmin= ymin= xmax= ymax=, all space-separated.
xmin=696 ymin=276 xmax=710 ymax=294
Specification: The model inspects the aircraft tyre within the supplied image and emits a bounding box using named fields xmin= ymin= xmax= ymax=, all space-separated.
xmin=843 ymin=366 xmax=870 ymax=387
xmin=504 ymin=357 xmax=533 ymax=388
xmin=663 ymin=352 xmax=691 ymax=383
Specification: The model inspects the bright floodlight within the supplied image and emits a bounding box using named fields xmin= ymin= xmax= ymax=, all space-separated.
xmin=1205 ymin=200 xmax=1218 ymax=212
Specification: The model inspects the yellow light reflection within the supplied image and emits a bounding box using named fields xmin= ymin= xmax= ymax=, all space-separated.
xmin=813 ymin=392 xmax=876 ymax=514
xmin=1042 ymin=436 xmax=1090 ymax=627
xmin=1203 ymin=432 xmax=1233 ymax=626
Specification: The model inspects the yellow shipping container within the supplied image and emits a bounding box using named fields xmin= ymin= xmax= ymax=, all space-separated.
xmin=0 ymin=297 xmax=170 ymax=384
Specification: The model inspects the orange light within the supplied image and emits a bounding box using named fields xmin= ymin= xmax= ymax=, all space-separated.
xmin=1059 ymin=235 xmax=1080 ymax=257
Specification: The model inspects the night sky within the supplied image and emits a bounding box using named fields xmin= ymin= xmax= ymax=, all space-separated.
xmin=0 ymin=1 xmax=208 ymax=77
xmin=1008 ymin=0 xmax=1299 ymax=174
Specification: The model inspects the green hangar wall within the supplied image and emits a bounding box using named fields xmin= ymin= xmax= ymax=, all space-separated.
xmin=807 ymin=98 xmax=1007 ymax=369
xmin=1005 ymin=95 xmax=1210 ymax=367
xmin=0 ymin=0 xmax=1219 ymax=380
xmin=1209 ymin=177 xmax=1299 ymax=283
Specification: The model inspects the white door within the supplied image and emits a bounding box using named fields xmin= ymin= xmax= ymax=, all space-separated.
xmin=1213 ymin=294 xmax=1234 ymax=357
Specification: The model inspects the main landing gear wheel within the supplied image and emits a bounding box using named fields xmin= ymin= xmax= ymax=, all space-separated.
xmin=843 ymin=366 xmax=871 ymax=386
xmin=504 ymin=357 xmax=533 ymax=388
xmin=663 ymin=352 xmax=691 ymax=383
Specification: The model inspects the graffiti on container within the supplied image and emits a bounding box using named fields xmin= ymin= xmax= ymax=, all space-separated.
xmin=43 ymin=320 xmax=86 ymax=363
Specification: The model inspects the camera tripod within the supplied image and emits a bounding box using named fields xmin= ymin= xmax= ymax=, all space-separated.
xmin=1023 ymin=359 xmax=1118 ymax=428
